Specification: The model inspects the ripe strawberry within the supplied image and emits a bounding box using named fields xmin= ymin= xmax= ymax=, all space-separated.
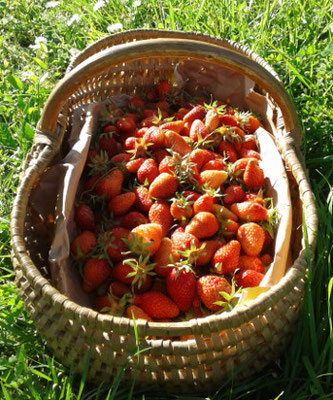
xmin=149 ymin=200 xmax=173 ymax=236
xmin=230 ymin=201 xmax=268 ymax=222
xmin=157 ymin=80 xmax=171 ymax=99
xmin=238 ymin=255 xmax=265 ymax=273
xmin=129 ymin=223 xmax=163 ymax=255
xmin=171 ymin=228 xmax=200 ymax=252
xmin=134 ymin=291 xmax=180 ymax=319
xmin=125 ymin=158 xmax=146 ymax=174
xmin=160 ymin=120 xmax=184 ymax=134
xmin=183 ymin=105 xmax=206 ymax=124
xmin=142 ymin=126 xmax=166 ymax=149
xmin=103 ymin=124 xmax=118 ymax=134
xmin=82 ymin=258 xmax=111 ymax=292
xmin=237 ymin=222 xmax=265 ymax=256
xmin=116 ymin=116 xmax=136 ymax=133
xmin=75 ymin=204 xmax=95 ymax=232
xmin=220 ymin=219 xmax=240 ymax=237
xmin=240 ymin=135 xmax=257 ymax=151
xmin=243 ymin=191 xmax=264 ymax=205
xmin=151 ymin=278 xmax=168 ymax=295
xmin=124 ymin=136 xmax=141 ymax=151
xmin=146 ymin=88 xmax=158 ymax=102
xmin=153 ymin=237 xmax=180 ymax=277
xmin=110 ymin=153 xmax=132 ymax=164
xmin=201 ymin=159 xmax=225 ymax=172
xmin=182 ymin=190 xmax=201 ymax=202
xmin=170 ymin=196 xmax=194 ymax=221
xmin=180 ymin=121 xmax=191 ymax=136
xmin=205 ymin=109 xmax=220 ymax=132
xmin=158 ymin=156 xmax=176 ymax=175
xmin=127 ymin=96 xmax=145 ymax=111
xmin=112 ymin=259 xmax=153 ymax=292
xmin=243 ymin=160 xmax=264 ymax=189
xmin=137 ymin=158 xmax=158 ymax=185
xmin=107 ymin=192 xmax=136 ymax=216
xmin=149 ymin=173 xmax=178 ymax=198
xmin=83 ymin=175 xmax=100 ymax=192
xmin=167 ymin=267 xmax=197 ymax=312
xmin=98 ymin=131 xmax=118 ymax=158
xmin=193 ymin=194 xmax=214 ymax=214
xmin=196 ymin=240 xmax=224 ymax=266
xmin=101 ymin=227 xmax=130 ymax=262
xmin=242 ymin=115 xmax=261 ymax=134
xmin=211 ymin=240 xmax=241 ymax=274
xmin=219 ymin=114 xmax=238 ymax=127
xmin=189 ymin=119 xmax=209 ymax=142
xmin=189 ymin=149 xmax=217 ymax=171
xmin=109 ymin=281 xmax=131 ymax=298
xmin=155 ymin=100 xmax=169 ymax=111
xmin=260 ymin=253 xmax=273 ymax=266
xmin=164 ymin=130 xmax=192 ymax=156
xmin=223 ymin=185 xmax=245 ymax=204
xmin=126 ymin=305 xmax=153 ymax=321
xmin=197 ymin=275 xmax=232 ymax=311
xmin=185 ymin=212 xmax=218 ymax=239
xmin=218 ymin=141 xmax=238 ymax=163
xmin=134 ymin=186 xmax=153 ymax=212
xmin=231 ymin=157 xmax=259 ymax=179
xmin=235 ymin=269 xmax=264 ymax=288
xmin=212 ymin=204 xmax=238 ymax=221
xmin=263 ymin=229 xmax=273 ymax=249
xmin=71 ymin=231 xmax=96 ymax=256
xmin=94 ymin=295 xmax=112 ymax=313
xmin=175 ymin=107 xmax=190 ymax=120
xmin=200 ymin=170 xmax=228 ymax=189
xmin=95 ymin=169 xmax=123 ymax=201
xmin=239 ymin=148 xmax=261 ymax=160
xmin=153 ymin=149 xmax=169 ymax=165
xmin=135 ymin=127 xmax=148 ymax=138
xmin=121 ymin=211 xmax=149 ymax=230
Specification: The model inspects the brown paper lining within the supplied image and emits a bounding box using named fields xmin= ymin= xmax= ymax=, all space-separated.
xmin=28 ymin=59 xmax=292 ymax=307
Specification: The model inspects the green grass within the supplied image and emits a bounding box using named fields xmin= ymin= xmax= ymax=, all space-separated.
xmin=1 ymin=0 xmax=332 ymax=398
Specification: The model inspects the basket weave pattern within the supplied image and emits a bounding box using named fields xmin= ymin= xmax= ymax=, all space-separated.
xmin=11 ymin=30 xmax=317 ymax=393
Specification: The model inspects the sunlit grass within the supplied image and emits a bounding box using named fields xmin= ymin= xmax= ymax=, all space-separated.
xmin=0 ymin=0 xmax=332 ymax=398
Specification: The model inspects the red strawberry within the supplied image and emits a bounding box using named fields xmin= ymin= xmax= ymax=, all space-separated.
xmin=239 ymin=148 xmax=261 ymax=160
xmin=243 ymin=160 xmax=264 ymax=189
xmin=238 ymin=255 xmax=265 ymax=273
xmin=223 ymin=185 xmax=245 ymax=204
xmin=112 ymin=259 xmax=152 ymax=292
xmin=220 ymin=219 xmax=240 ymax=237
xmin=260 ymin=253 xmax=273 ymax=266
xmin=219 ymin=114 xmax=238 ymax=127
xmin=235 ymin=269 xmax=264 ymax=288
xmin=83 ymin=175 xmax=100 ymax=192
xmin=149 ymin=200 xmax=173 ymax=237
xmin=126 ymin=305 xmax=153 ymax=321
xmin=121 ymin=211 xmax=149 ymax=230
xmin=170 ymin=196 xmax=194 ymax=221
xmin=94 ymin=295 xmax=112 ymax=313
xmin=185 ymin=212 xmax=218 ymax=239
xmin=117 ymin=116 xmax=136 ymax=133
xmin=134 ymin=186 xmax=153 ymax=212
xmin=183 ymin=191 xmax=201 ymax=202
xmin=157 ymin=80 xmax=171 ymax=99
xmin=237 ymin=222 xmax=265 ymax=256
xmin=193 ymin=194 xmax=214 ymax=214
xmin=218 ymin=141 xmax=238 ymax=163
xmin=230 ymin=202 xmax=268 ymax=222
xmin=137 ymin=158 xmax=158 ymax=185
xmin=201 ymin=159 xmax=225 ymax=172
xmin=153 ymin=237 xmax=180 ymax=277
xmin=205 ymin=109 xmax=220 ymax=132
xmin=142 ymin=126 xmax=166 ymax=149
xmin=240 ymin=135 xmax=257 ymax=151
xmin=134 ymin=291 xmax=180 ymax=319
xmin=95 ymin=169 xmax=123 ymax=201
xmin=189 ymin=149 xmax=217 ymax=171
xmin=109 ymin=281 xmax=131 ymax=298
xmin=155 ymin=100 xmax=169 ymax=110
xmin=75 ymin=204 xmax=95 ymax=231
xmin=211 ymin=240 xmax=241 ymax=274
xmin=129 ymin=223 xmax=163 ymax=255
xmin=146 ymin=88 xmax=158 ymax=102
xmin=158 ymin=156 xmax=176 ymax=175
xmin=200 ymin=170 xmax=228 ymax=189
xmin=171 ymin=228 xmax=200 ymax=252
xmin=101 ymin=227 xmax=130 ymax=262
xmin=103 ymin=124 xmax=118 ymax=134
xmin=98 ymin=131 xmax=118 ymax=158
xmin=110 ymin=153 xmax=132 ymax=164
xmin=164 ymin=130 xmax=192 ymax=156
xmin=189 ymin=119 xmax=209 ymax=142
xmin=149 ymin=173 xmax=178 ymax=198
xmin=153 ymin=149 xmax=169 ymax=165
xmin=82 ymin=258 xmax=111 ymax=292
xmin=107 ymin=192 xmax=136 ymax=216
xmin=242 ymin=115 xmax=261 ymax=134
xmin=197 ymin=275 xmax=232 ymax=311
xmin=125 ymin=158 xmax=146 ymax=174
xmin=71 ymin=231 xmax=96 ymax=256
xmin=231 ymin=157 xmax=259 ymax=179
xmin=183 ymin=105 xmax=206 ymax=124
xmin=167 ymin=267 xmax=197 ymax=312
xmin=196 ymin=240 xmax=224 ymax=266
xmin=128 ymin=96 xmax=145 ymax=111
xmin=160 ymin=120 xmax=184 ymax=133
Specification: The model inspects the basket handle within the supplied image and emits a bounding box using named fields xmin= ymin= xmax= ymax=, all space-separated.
xmin=37 ymin=38 xmax=301 ymax=142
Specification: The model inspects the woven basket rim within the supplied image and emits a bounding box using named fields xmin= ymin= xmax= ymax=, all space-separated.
xmin=11 ymin=30 xmax=318 ymax=337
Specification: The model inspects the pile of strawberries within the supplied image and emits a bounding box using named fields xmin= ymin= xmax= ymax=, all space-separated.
xmin=70 ymin=80 xmax=276 ymax=326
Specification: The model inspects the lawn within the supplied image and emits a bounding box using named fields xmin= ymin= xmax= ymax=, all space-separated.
xmin=0 ymin=0 xmax=332 ymax=399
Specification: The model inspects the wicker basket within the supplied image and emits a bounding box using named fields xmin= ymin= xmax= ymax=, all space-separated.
xmin=11 ymin=30 xmax=317 ymax=394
